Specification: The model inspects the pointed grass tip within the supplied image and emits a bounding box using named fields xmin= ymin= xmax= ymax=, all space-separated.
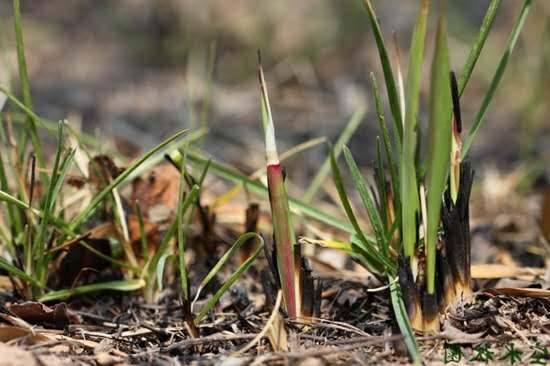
xmin=257 ymin=49 xmax=279 ymax=165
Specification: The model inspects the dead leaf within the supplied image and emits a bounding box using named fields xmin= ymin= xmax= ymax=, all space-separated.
xmin=483 ymin=287 xmax=550 ymax=298
xmin=0 ymin=325 xmax=53 ymax=343
xmin=130 ymin=163 xmax=180 ymax=217
xmin=471 ymin=264 xmax=545 ymax=279
xmin=8 ymin=302 xmax=81 ymax=328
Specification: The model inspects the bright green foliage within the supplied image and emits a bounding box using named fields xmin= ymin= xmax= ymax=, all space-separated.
xmin=401 ymin=0 xmax=429 ymax=260
xmin=424 ymin=13 xmax=453 ymax=294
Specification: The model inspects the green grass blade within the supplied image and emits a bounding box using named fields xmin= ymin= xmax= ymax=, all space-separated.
xmin=462 ymin=0 xmax=532 ymax=158
xmin=0 ymin=129 xmax=23 ymax=237
xmin=124 ymin=128 xmax=207 ymax=183
xmin=70 ymin=129 xmax=189 ymax=230
xmin=370 ymin=73 xmax=400 ymax=226
xmin=177 ymin=155 xmax=190 ymax=300
xmin=330 ymin=148 xmax=388 ymax=274
xmin=0 ymin=87 xmax=51 ymax=133
xmin=425 ymin=10 xmax=453 ymax=294
xmin=0 ymin=189 xmax=42 ymax=217
xmin=156 ymin=253 xmax=173 ymax=291
xmin=35 ymin=149 xmax=76 ymax=286
xmin=389 ymin=277 xmax=421 ymax=364
xmin=400 ymin=0 xmax=429 ymax=260
xmin=303 ymin=106 xmax=366 ymax=202
xmin=12 ymin=0 xmax=45 ymax=172
xmin=77 ymin=240 xmax=138 ymax=271
xmin=194 ymin=232 xmax=263 ymax=302
xmin=33 ymin=123 xmax=68 ymax=262
xmin=174 ymin=149 xmax=357 ymax=235
xmin=199 ymin=41 xmax=216 ymax=145
xmin=195 ymin=242 xmax=263 ymax=324
xmin=0 ymin=257 xmax=42 ymax=288
xmin=343 ymin=146 xmax=388 ymax=257
xmin=147 ymin=184 xmax=200 ymax=281
xmin=362 ymin=0 xmax=403 ymax=145
xmin=374 ymin=137 xmax=388 ymax=230
xmin=458 ymin=0 xmax=502 ymax=96
xmin=134 ymin=201 xmax=149 ymax=262
xmin=39 ymin=279 xmax=145 ymax=302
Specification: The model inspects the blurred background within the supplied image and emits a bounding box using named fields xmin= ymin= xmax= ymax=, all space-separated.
xmin=0 ymin=0 xmax=548 ymax=181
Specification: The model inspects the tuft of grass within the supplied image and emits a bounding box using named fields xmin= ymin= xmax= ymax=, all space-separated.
xmin=324 ymin=0 xmax=532 ymax=357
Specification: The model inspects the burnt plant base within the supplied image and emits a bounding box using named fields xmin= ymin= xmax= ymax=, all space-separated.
xmin=398 ymin=162 xmax=475 ymax=333
xmin=442 ymin=161 xmax=474 ymax=305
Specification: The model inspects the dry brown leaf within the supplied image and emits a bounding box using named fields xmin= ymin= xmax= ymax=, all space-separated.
xmin=130 ymin=163 xmax=180 ymax=217
xmin=8 ymin=302 xmax=81 ymax=328
xmin=0 ymin=325 xmax=54 ymax=343
xmin=267 ymin=310 xmax=288 ymax=352
xmin=483 ymin=287 xmax=550 ymax=298
xmin=471 ymin=264 xmax=545 ymax=279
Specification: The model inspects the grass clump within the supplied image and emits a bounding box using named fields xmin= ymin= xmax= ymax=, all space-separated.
xmin=325 ymin=0 xmax=532 ymax=342
xmin=0 ymin=2 xmax=263 ymax=326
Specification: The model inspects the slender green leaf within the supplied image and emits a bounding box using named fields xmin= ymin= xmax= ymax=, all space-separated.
xmin=35 ymin=148 xmax=76 ymax=286
xmin=362 ymin=0 xmax=403 ymax=145
xmin=330 ymin=148 xmax=388 ymax=274
xmin=0 ymin=189 xmax=42 ymax=217
xmin=0 ymin=257 xmax=41 ymax=288
xmin=194 ymin=232 xmax=263 ymax=302
xmin=343 ymin=146 xmax=388 ymax=257
xmin=33 ymin=123 xmax=70 ymax=272
xmin=400 ymin=0 xmax=428 ymax=260
xmin=389 ymin=277 xmax=421 ymax=364
xmin=462 ymin=0 xmax=532 ymax=158
xmin=135 ymin=201 xmax=149 ymax=262
xmin=12 ymin=0 xmax=45 ymax=172
xmin=176 ymin=153 xmax=191 ymax=300
xmin=147 ymin=185 xmax=199 ymax=281
xmin=195 ymin=242 xmax=263 ymax=324
xmin=458 ymin=0 xmax=502 ymax=96
xmin=370 ymin=73 xmax=400 ymax=229
xmin=156 ymin=253 xmax=173 ymax=290
xmin=374 ymin=137 xmax=388 ymax=230
xmin=39 ymin=279 xmax=145 ymax=302
xmin=0 ymin=123 xmax=23 ymax=236
xmin=425 ymin=11 xmax=453 ymax=294
xmin=304 ymin=106 xmax=366 ymax=202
